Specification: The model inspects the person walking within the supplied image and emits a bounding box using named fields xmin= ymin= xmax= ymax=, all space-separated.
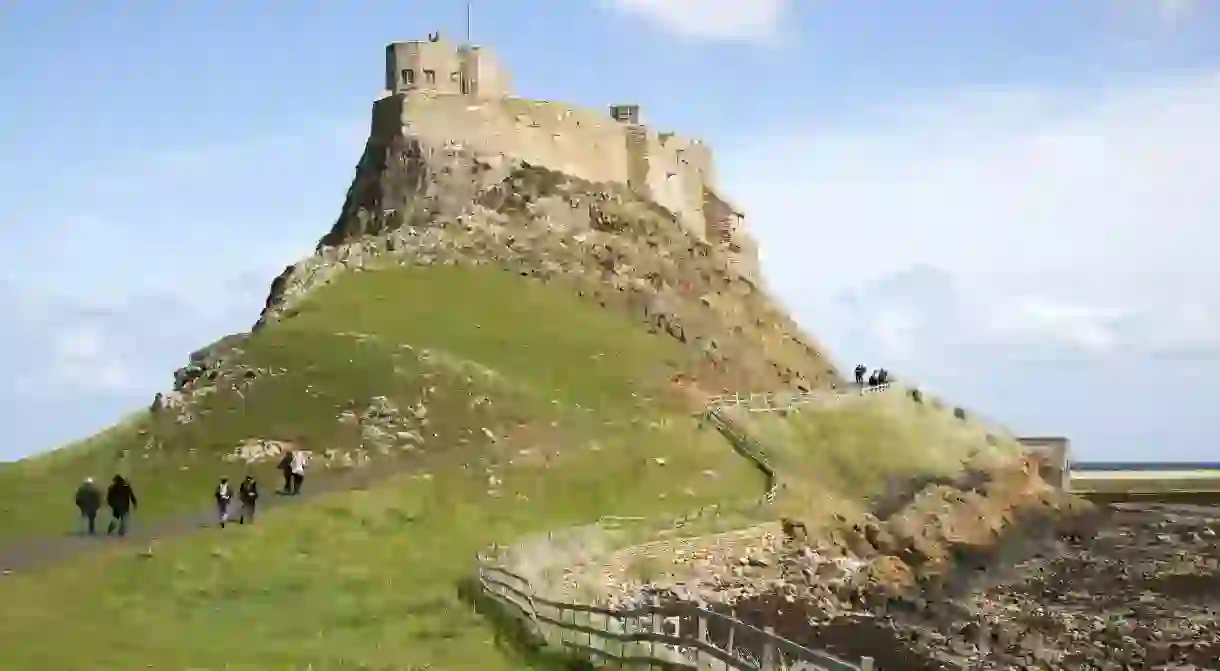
xmin=289 ymin=450 xmax=306 ymax=495
xmin=853 ymin=364 xmax=866 ymax=386
xmin=74 ymin=477 xmax=102 ymax=535
xmin=214 ymin=477 xmax=233 ymax=528
xmin=238 ymin=474 xmax=259 ymax=524
xmin=105 ymin=475 xmax=138 ymax=537
xmin=277 ymin=451 xmax=294 ymax=494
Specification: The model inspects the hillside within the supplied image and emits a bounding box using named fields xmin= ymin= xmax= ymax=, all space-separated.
xmin=0 ymin=92 xmax=1038 ymax=668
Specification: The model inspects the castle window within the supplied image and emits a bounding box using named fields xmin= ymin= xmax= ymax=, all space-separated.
xmin=402 ymin=69 xmax=415 ymax=85
xmin=450 ymin=71 xmax=460 ymax=82
xmin=424 ymin=69 xmax=436 ymax=84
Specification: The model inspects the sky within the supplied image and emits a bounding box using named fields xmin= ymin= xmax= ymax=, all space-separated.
xmin=1 ymin=0 xmax=1218 ymax=462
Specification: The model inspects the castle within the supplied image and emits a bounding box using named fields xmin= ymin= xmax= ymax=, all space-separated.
xmin=381 ymin=34 xmax=761 ymax=282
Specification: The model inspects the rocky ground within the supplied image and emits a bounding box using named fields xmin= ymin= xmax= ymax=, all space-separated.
xmin=574 ymin=453 xmax=1220 ymax=670
xmin=647 ymin=502 xmax=1220 ymax=670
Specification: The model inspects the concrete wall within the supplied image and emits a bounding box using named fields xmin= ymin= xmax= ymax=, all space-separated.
xmin=1017 ymin=436 xmax=1071 ymax=490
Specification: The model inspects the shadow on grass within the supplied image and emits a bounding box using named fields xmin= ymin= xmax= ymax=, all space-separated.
xmin=456 ymin=575 xmax=595 ymax=671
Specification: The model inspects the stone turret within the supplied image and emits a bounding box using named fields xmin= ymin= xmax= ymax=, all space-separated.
xmin=385 ymin=33 xmax=511 ymax=98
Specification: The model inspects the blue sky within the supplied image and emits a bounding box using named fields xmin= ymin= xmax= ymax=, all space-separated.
xmin=1 ymin=0 xmax=1218 ymax=462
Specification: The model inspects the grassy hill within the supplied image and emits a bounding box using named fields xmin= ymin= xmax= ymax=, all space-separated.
xmin=718 ymin=390 xmax=1025 ymax=525
xmin=0 ymin=264 xmax=768 ymax=669
xmin=0 ymin=139 xmax=1017 ymax=668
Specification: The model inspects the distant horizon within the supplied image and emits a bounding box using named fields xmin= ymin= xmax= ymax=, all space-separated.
xmin=1070 ymin=461 xmax=1220 ymax=471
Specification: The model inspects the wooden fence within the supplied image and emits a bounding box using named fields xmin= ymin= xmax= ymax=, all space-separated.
xmin=474 ymin=389 xmax=887 ymax=669
xmin=703 ymin=407 xmax=778 ymax=505
xmin=477 ymin=561 xmax=875 ymax=670
xmin=706 ymin=384 xmax=892 ymax=414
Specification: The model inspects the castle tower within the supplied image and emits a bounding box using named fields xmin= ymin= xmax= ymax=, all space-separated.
xmin=384 ymin=34 xmax=511 ymax=98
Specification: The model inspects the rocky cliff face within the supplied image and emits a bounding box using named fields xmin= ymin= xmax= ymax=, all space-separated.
xmin=252 ymin=114 xmax=842 ymax=396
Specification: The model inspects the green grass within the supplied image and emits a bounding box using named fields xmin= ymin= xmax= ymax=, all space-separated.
xmin=0 ymin=264 xmax=764 ymax=669
xmin=726 ymin=388 xmax=1021 ymax=521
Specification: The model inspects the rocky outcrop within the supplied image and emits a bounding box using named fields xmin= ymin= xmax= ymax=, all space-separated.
xmin=251 ymin=121 xmax=839 ymax=395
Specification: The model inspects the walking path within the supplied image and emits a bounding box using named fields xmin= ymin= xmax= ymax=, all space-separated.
xmin=0 ymin=383 xmax=896 ymax=576
xmin=0 ymin=462 xmax=408 ymax=575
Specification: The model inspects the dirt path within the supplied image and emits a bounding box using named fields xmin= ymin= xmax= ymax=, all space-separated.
xmin=0 ymin=463 xmax=411 ymax=575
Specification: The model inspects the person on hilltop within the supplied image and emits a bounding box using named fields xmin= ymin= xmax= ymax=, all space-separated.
xmin=867 ymin=371 xmax=878 ymax=387
xmin=105 ymin=475 xmax=138 ymax=537
xmin=238 ymin=474 xmax=259 ymax=524
xmin=74 ymin=477 xmax=102 ymax=535
xmin=854 ymin=364 xmax=867 ymax=386
xmin=214 ymin=477 xmax=233 ymax=529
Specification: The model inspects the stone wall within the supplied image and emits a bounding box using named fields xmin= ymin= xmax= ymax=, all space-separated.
xmin=632 ymin=130 xmax=715 ymax=241
xmin=1017 ymin=436 xmax=1071 ymax=490
xmin=378 ymin=39 xmax=758 ymax=283
xmin=385 ymin=37 xmax=510 ymax=99
xmin=385 ymin=92 xmax=632 ymax=186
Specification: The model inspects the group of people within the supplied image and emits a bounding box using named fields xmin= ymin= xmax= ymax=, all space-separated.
xmin=213 ymin=474 xmax=261 ymax=528
xmin=853 ymin=364 xmax=891 ymax=388
xmin=73 ymin=475 xmax=138 ymax=536
xmin=71 ymin=449 xmax=311 ymax=536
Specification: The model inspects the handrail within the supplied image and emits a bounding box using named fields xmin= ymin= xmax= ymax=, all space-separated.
xmin=477 ymin=562 xmax=873 ymax=670
xmin=706 ymin=383 xmax=891 ymax=413
xmin=473 ymin=384 xmax=894 ymax=669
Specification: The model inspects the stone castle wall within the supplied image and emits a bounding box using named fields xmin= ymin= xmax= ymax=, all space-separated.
xmin=376 ymin=39 xmax=759 ymax=283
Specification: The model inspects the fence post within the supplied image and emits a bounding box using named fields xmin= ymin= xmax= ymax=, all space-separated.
xmin=762 ymin=625 xmax=777 ymax=670
xmin=650 ymin=594 xmax=662 ymax=667
xmin=697 ymin=610 xmax=708 ymax=668
xmin=725 ymin=612 xmax=737 ymax=667
xmin=861 ymin=656 xmax=875 ymax=671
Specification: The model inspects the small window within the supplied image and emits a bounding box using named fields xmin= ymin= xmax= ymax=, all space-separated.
xmin=402 ymin=69 xmax=415 ymax=85
xmin=450 ymin=71 xmax=460 ymax=82
xmin=424 ymin=69 xmax=436 ymax=84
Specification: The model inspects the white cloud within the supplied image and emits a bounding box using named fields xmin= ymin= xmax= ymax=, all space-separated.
xmin=36 ymin=327 xmax=135 ymax=394
xmin=721 ymin=71 xmax=1220 ymax=368
xmin=0 ymin=120 xmax=362 ymax=458
xmin=602 ymin=0 xmax=790 ymax=42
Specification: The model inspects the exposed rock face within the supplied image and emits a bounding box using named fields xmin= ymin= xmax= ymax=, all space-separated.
xmin=252 ymin=110 xmax=841 ymax=395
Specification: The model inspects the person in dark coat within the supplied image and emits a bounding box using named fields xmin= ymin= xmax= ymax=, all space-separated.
xmin=238 ymin=475 xmax=259 ymax=524
xmin=214 ymin=477 xmax=233 ymax=529
xmin=105 ymin=475 xmax=138 ymax=537
xmin=74 ymin=477 xmax=102 ymax=535
xmin=277 ymin=451 xmax=293 ymax=494
xmin=867 ymin=371 xmax=878 ymax=387
xmin=853 ymin=364 xmax=866 ymax=386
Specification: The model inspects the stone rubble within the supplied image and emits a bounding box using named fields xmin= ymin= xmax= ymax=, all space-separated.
xmin=596 ymin=488 xmax=1220 ymax=669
